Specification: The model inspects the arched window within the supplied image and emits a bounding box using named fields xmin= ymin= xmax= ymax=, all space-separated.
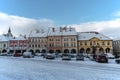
xmin=106 ymin=48 xmax=110 ymax=53
xmin=80 ymin=48 xmax=85 ymax=53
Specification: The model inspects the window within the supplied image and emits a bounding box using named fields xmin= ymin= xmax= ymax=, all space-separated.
xmin=44 ymin=45 xmax=46 ymax=47
xmin=35 ymin=45 xmax=37 ymax=47
xmin=32 ymin=45 xmax=34 ymax=47
xmin=74 ymin=43 xmax=76 ymax=47
xmin=29 ymin=45 xmax=31 ymax=47
xmin=97 ymin=43 xmax=99 ymax=45
xmin=102 ymin=42 xmax=104 ymax=45
xmin=3 ymin=44 xmax=6 ymax=48
xmin=107 ymin=41 xmax=110 ymax=45
xmin=64 ymin=38 xmax=66 ymax=41
xmin=90 ymin=42 xmax=92 ymax=45
xmin=38 ymin=45 xmax=40 ymax=47
xmin=19 ymin=45 xmax=22 ymax=47
xmin=85 ymin=42 xmax=87 ymax=45
xmin=15 ymin=45 xmax=17 ymax=47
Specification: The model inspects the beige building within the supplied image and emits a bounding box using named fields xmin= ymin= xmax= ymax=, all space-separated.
xmin=28 ymin=30 xmax=47 ymax=54
xmin=77 ymin=32 xmax=113 ymax=54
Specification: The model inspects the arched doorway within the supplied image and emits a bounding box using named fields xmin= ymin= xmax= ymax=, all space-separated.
xmin=86 ymin=48 xmax=90 ymax=54
xmin=22 ymin=50 xmax=26 ymax=53
xmin=106 ymin=48 xmax=110 ymax=53
xmin=9 ymin=50 xmax=14 ymax=54
xmin=80 ymin=48 xmax=85 ymax=53
xmin=56 ymin=50 xmax=61 ymax=53
xmin=2 ymin=49 xmax=7 ymax=53
xmin=29 ymin=49 xmax=34 ymax=55
xmin=71 ymin=49 xmax=76 ymax=53
xmin=49 ymin=50 xmax=54 ymax=53
xmin=99 ymin=48 xmax=104 ymax=53
xmin=35 ymin=49 xmax=40 ymax=53
xmin=64 ymin=49 xmax=69 ymax=53
xmin=41 ymin=49 xmax=46 ymax=53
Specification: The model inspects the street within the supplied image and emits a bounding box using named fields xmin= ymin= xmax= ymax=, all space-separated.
xmin=0 ymin=56 xmax=120 ymax=80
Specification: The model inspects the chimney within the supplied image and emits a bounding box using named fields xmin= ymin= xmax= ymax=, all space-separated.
xmin=52 ymin=28 xmax=55 ymax=32
xmin=60 ymin=27 xmax=62 ymax=32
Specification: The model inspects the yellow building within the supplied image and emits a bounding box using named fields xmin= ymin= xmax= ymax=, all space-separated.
xmin=77 ymin=32 xmax=113 ymax=54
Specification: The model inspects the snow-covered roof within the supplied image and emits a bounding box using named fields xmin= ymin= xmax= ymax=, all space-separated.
xmin=10 ymin=35 xmax=26 ymax=40
xmin=30 ymin=33 xmax=47 ymax=38
xmin=0 ymin=35 xmax=13 ymax=41
xmin=48 ymin=27 xmax=77 ymax=36
xmin=78 ymin=31 xmax=112 ymax=40
xmin=29 ymin=27 xmax=77 ymax=38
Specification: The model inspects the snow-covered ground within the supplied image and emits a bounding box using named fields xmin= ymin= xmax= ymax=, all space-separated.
xmin=0 ymin=56 xmax=120 ymax=80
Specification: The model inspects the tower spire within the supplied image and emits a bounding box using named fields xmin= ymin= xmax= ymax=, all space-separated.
xmin=7 ymin=26 xmax=13 ymax=37
xmin=8 ymin=26 xmax=11 ymax=33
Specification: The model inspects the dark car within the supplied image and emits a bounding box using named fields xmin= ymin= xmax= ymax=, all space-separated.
xmin=13 ymin=53 xmax=22 ymax=57
xmin=76 ymin=54 xmax=84 ymax=61
xmin=96 ymin=54 xmax=108 ymax=63
xmin=115 ymin=58 xmax=120 ymax=64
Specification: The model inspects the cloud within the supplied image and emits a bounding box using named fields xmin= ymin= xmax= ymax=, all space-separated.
xmin=71 ymin=18 xmax=120 ymax=38
xmin=0 ymin=12 xmax=54 ymax=36
xmin=0 ymin=12 xmax=120 ymax=39
xmin=113 ymin=11 xmax=120 ymax=17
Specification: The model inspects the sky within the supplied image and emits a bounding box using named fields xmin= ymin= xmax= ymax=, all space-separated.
xmin=0 ymin=0 xmax=120 ymax=38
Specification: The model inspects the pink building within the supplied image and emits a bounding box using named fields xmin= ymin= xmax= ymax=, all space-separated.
xmin=9 ymin=35 xmax=27 ymax=54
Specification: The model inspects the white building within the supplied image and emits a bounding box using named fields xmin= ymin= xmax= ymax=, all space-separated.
xmin=0 ymin=27 xmax=13 ymax=53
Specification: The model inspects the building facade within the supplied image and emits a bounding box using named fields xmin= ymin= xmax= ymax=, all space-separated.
xmin=78 ymin=32 xmax=113 ymax=54
xmin=28 ymin=27 xmax=78 ymax=54
xmin=9 ymin=35 xmax=27 ymax=54
xmin=0 ymin=27 xmax=13 ymax=53
xmin=0 ymin=27 xmax=113 ymax=55
xmin=28 ymin=30 xmax=47 ymax=55
xmin=113 ymin=39 xmax=120 ymax=57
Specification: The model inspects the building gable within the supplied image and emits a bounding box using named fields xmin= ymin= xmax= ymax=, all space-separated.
xmin=89 ymin=37 xmax=101 ymax=41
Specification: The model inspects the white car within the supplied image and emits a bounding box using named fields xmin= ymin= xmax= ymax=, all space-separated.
xmin=0 ymin=52 xmax=7 ymax=56
xmin=45 ymin=53 xmax=55 ymax=59
xmin=23 ymin=52 xmax=34 ymax=58
xmin=105 ymin=53 xmax=115 ymax=59
xmin=62 ymin=53 xmax=71 ymax=60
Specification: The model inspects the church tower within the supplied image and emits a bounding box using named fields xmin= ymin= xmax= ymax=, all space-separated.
xmin=7 ymin=27 xmax=13 ymax=37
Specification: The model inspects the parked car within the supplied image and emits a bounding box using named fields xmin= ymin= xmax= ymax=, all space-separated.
xmin=7 ymin=52 xmax=13 ymax=56
xmin=13 ymin=53 xmax=22 ymax=57
xmin=115 ymin=58 xmax=120 ymax=64
xmin=23 ymin=52 xmax=34 ymax=58
xmin=76 ymin=54 xmax=84 ymax=61
xmin=35 ymin=53 xmax=42 ymax=56
xmin=0 ymin=52 xmax=7 ymax=56
xmin=62 ymin=53 xmax=71 ymax=60
xmin=42 ymin=53 xmax=47 ymax=58
xmin=89 ymin=54 xmax=97 ymax=61
xmin=70 ymin=53 xmax=76 ymax=58
xmin=105 ymin=53 xmax=115 ymax=59
xmin=96 ymin=54 xmax=108 ymax=63
xmin=45 ymin=53 xmax=55 ymax=59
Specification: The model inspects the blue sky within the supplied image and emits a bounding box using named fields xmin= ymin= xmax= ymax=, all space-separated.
xmin=0 ymin=0 xmax=119 ymax=24
xmin=0 ymin=0 xmax=120 ymax=38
